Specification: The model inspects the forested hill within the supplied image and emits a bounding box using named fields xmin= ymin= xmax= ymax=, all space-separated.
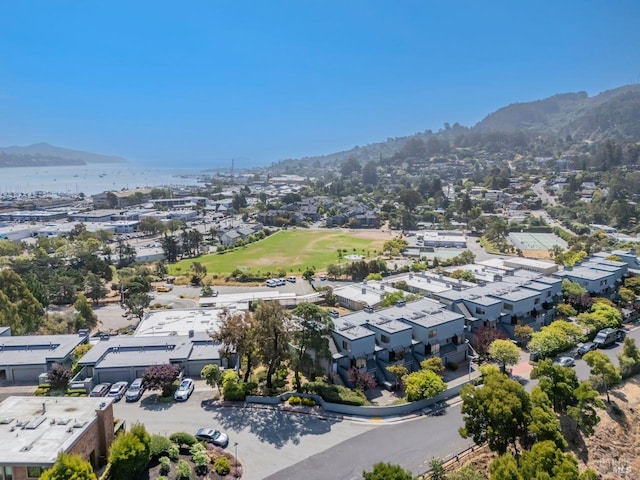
xmin=271 ymin=84 xmax=640 ymax=171
xmin=0 ymin=142 xmax=128 ymax=168
xmin=474 ymin=84 xmax=640 ymax=138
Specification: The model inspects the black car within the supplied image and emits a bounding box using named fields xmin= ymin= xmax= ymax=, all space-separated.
xmin=616 ymin=329 xmax=627 ymax=342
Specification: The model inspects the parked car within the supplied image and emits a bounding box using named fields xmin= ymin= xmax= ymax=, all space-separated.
xmin=577 ymin=342 xmax=597 ymax=356
xmin=125 ymin=378 xmax=145 ymax=402
xmin=174 ymin=378 xmax=195 ymax=401
xmin=594 ymin=328 xmax=618 ymax=348
xmin=195 ymin=428 xmax=229 ymax=448
xmin=107 ymin=381 xmax=128 ymax=401
xmin=288 ymin=276 xmax=296 ymax=283
xmin=553 ymin=357 xmax=575 ymax=367
xmin=89 ymin=383 xmax=112 ymax=397
xmin=616 ymin=329 xmax=627 ymax=342
xmin=319 ymin=275 xmax=326 ymax=281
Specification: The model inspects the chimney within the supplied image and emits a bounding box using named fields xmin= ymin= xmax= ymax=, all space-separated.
xmin=42 ymin=403 xmax=46 ymax=415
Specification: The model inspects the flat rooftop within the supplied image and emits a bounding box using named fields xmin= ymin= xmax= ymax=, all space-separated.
xmin=0 ymin=334 xmax=87 ymax=366
xmin=135 ymin=308 xmax=226 ymax=337
xmin=0 ymin=396 xmax=112 ymax=466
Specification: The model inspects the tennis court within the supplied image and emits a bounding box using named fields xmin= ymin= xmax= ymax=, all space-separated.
xmin=508 ymin=232 xmax=567 ymax=251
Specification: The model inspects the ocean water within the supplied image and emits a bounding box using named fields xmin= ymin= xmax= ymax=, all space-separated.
xmin=0 ymin=164 xmax=207 ymax=196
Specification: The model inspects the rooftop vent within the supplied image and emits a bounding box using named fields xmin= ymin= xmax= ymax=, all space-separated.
xmin=25 ymin=416 xmax=46 ymax=430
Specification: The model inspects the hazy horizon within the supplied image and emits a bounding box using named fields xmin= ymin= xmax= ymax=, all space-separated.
xmin=1 ymin=1 xmax=639 ymax=167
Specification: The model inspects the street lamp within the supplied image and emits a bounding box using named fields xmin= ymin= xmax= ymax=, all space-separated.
xmin=234 ymin=442 xmax=238 ymax=478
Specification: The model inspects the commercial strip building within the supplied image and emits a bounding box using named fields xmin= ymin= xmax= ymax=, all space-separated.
xmin=0 ymin=396 xmax=115 ymax=476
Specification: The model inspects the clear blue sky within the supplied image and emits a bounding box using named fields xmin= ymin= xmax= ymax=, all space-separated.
xmin=1 ymin=1 xmax=639 ymax=168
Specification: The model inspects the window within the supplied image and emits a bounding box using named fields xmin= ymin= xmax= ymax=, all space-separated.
xmin=431 ymin=343 xmax=440 ymax=354
xmin=342 ymin=340 xmax=350 ymax=351
xmin=504 ymin=303 xmax=513 ymax=311
xmin=27 ymin=467 xmax=43 ymax=478
xmin=354 ymin=358 xmax=366 ymax=369
xmin=534 ymin=298 xmax=540 ymax=304
xmin=0 ymin=466 xmax=13 ymax=480
xmin=475 ymin=307 xmax=485 ymax=315
xmin=429 ymin=329 xmax=437 ymax=338
xmin=381 ymin=334 xmax=390 ymax=344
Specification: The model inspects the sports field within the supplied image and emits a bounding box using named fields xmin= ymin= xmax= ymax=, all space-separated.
xmin=168 ymin=229 xmax=391 ymax=276
xmin=508 ymin=232 xmax=567 ymax=251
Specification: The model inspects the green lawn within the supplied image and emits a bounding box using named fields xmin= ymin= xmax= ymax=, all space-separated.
xmin=169 ymin=229 xmax=387 ymax=277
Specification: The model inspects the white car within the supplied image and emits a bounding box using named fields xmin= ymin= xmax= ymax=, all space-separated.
xmin=107 ymin=381 xmax=129 ymax=401
xmin=174 ymin=378 xmax=195 ymax=401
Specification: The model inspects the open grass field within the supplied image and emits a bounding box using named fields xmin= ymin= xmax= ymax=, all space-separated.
xmin=168 ymin=228 xmax=391 ymax=276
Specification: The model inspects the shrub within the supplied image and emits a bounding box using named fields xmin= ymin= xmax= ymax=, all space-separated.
xmin=169 ymin=432 xmax=197 ymax=447
xmin=192 ymin=449 xmax=210 ymax=474
xmin=108 ymin=423 xmax=151 ymax=480
xmin=157 ymin=477 xmax=168 ymax=480
xmin=242 ymin=381 xmax=259 ymax=395
xmin=301 ymin=397 xmax=316 ymax=406
xmin=189 ymin=442 xmax=207 ymax=456
xmin=168 ymin=444 xmax=179 ymax=461
xmin=288 ymin=396 xmax=301 ymax=405
xmin=302 ymin=381 xmax=368 ymax=406
xmin=159 ymin=456 xmax=171 ymax=475
xmin=150 ymin=435 xmax=173 ymax=459
xmin=214 ymin=456 xmax=231 ymax=476
xmin=175 ymin=459 xmax=192 ymax=479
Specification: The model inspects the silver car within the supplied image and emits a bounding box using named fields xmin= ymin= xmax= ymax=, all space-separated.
xmin=107 ymin=381 xmax=129 ymax=401
xmin=125 ymin=378 xmax=145 ymax=402
xmin=173 ymin=378 xmax=195 ymax=401
xmin=195 ymin=428 xmax=229 ymax=448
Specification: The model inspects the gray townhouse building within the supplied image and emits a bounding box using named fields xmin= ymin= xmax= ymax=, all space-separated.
xmin=331 ymin=298 xmax=466 ymax=389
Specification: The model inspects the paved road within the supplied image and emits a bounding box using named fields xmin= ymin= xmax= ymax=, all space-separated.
xmin=113 ymin=390 xmax=379 ymax=480
xmin=264 ymin=404 xmax=474 ymax=480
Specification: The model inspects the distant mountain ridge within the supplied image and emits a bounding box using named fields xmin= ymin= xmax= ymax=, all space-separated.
xmin=273 ymin=84 xmax=640 ymax=169
xmin=0 ymin=142 xmax=127 ymax=168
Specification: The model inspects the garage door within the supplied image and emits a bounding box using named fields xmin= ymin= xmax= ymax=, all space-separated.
xmin=96 ymin=367 xmax=133 ymax=384
xmin=13 ymin=366 xmax=46 ymax=383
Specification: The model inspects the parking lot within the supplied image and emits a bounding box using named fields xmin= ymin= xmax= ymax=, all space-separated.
xmin=113 ymin=388 xmax=378 ymax=480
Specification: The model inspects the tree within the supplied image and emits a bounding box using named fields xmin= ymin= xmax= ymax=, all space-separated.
xmin=472 ymin=326 xmax=507 ymax=357
xmin=518 ymin=441 xmax=578 ymax=480
xmin=48 ymin=363 xmax=72 ymax=391
xmin=583 ymin=350 xmax=621 ymax=403
xmin=108 ymin=423 xmax=151 ymax=480
xmin=40 ymin=453 xmax=97 ymax=480
xmin=211 ymin=309 xmax=258 ymax=382
xmin=617 ymin=337 xmax=640 ymax=378
xmin=459 ymin=372 xmax=531 ymax=455
xmin=124 ymin=292 xmax=151 ymax=321
xmin=362 ymin=462 xmax=413 ymax=480
xmin=201 ymin=364 xmax=223 ymax=396
xmin=421 ymin=357 xmax=445 ymax=374
xmin=447 ymin=465 xmax=486 ymax=480
xmin=488 ymin=339 xmax=521 ymax=373
xmin=190 ymin=261 xmax=207 ymax=286
xmin=404 ymin=368 xmax=446 ymax=402
xmin=159 ymin=233 xmax=181 ymax=263
xmin=530 ymin=359 xmax=579 ymax=413
xmin=74 ymin=293 xmax=97 ymax=329
xmin=142 ymin=364 xmax=181 ymax=397
xmin=0 ymin=268 xmax=45 ymax=334
xmin=386 ymin=364 xmax=408 ymax=390
xmin=347 ymin=367 xmax=377 ymax=391
xmin=302 ymin=267 xmax=316 ymax=281
xmin=566 ymin=381 xmax=604 ymax=439
xmin=428 ymin=459 xmax=446 ymax=480
xmin=489 ymin=453 xmax=520 ymax=480
xmin=290 ymin=303 xmax=333 ymax=392
xmin=85 ymin=273 xmax=107 ymax=306
xmin=526 ymin=387 xmax=566 ymax=450
xmin=528 ymin=320 xmax=582 ymax=358
xmin=513 ymin=325 xmax=533 ymax=346
xmin=138 ymin=217 xmax=165 ymax=235
xmin=254 ymin=301 xmax=291 ymax=391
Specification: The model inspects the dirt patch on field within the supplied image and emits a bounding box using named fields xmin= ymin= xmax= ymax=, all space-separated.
xmin=521 ymin=249 xmax=553 ymax=260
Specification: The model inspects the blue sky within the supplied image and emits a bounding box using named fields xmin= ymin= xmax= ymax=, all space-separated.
xmin=1 ymin=1 xmax=639 ymax=167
